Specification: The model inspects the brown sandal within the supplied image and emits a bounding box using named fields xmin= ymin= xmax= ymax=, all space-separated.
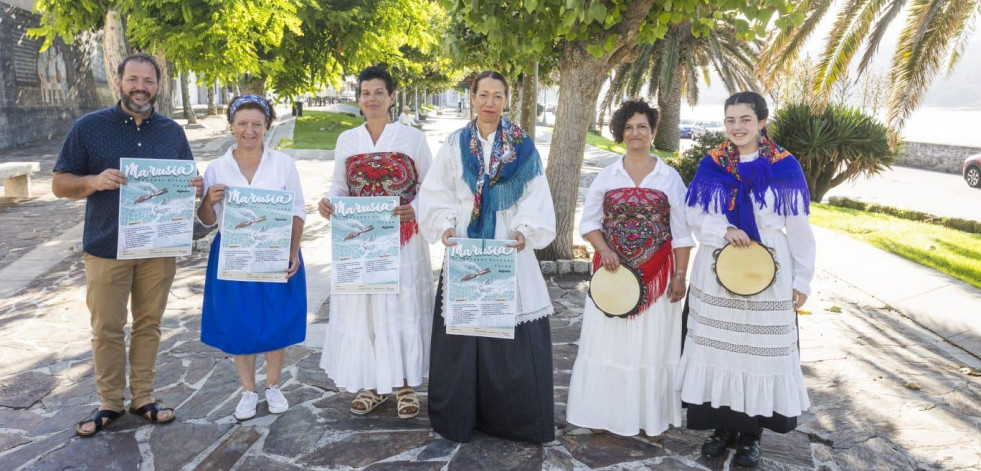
xmin=350 ymin=390 xmax=387 ymax=415
xmin=396 ymin=387 xmax=420 ymax=419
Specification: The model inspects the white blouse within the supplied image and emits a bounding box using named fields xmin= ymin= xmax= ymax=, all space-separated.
xmin=419 ymin=128 xmax=556 ymax=322
xmin=580 ymin=156 xmax=694 ymax=250
xmin=202 ymin=145 xmax=306 ymax=233
xmin=327 ymin=123 xmax=432 ymax=211
xmin=685 ymin=152 xmax=816 ymax=294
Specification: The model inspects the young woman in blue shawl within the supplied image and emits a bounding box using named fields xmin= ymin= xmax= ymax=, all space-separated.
xmin=419 ymin=71 xmax=557 ymax=443
xmin=674 ymin=92 xmax=816 ymax=467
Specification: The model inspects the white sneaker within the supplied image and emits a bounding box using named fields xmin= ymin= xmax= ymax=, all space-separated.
xmin=234 ymin=391 xmax=259 ymax=420
xmin=265 ymin=385 xmax=289 ymax=414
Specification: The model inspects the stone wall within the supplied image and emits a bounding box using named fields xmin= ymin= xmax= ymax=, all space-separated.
xmin=899 ymin=141 xmax=981 ymax=174
xmin=0 ymin=1 xmax=113 ymax=150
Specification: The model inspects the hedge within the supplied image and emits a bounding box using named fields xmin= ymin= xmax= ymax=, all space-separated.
xmin=827 ymin=196 xmax=981 ymax=234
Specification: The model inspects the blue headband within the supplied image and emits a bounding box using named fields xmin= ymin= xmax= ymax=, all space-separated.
xmin=229 ymin=94 xmax=271 ymax=122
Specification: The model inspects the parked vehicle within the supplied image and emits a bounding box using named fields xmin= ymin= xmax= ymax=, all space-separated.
xmin=697 ymin=120 xmax=725 ymax=134
xmin=680 ymin=119 xmax=705 ymax=139
xmin=964 ymin=154 xmax=981 ymax=188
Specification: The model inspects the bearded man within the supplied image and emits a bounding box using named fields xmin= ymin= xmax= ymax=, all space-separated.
xmin=52 ymin=53 xmax=203 ymax=436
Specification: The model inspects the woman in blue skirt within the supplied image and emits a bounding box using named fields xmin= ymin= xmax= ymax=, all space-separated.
xmin=198 ymin=95 xmax=307 ymax=420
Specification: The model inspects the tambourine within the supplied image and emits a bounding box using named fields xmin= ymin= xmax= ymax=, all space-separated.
xmin=712 ymin=241 xmax=778 ymax=297
xmin=588 ymin=264 xmax=643 ymax=318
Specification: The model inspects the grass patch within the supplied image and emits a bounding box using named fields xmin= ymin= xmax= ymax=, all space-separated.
xmin=584 ymin=130 xmax=626 ymax=155
xmin=539 ymin=126 xmax=675 ymax=159
xmin=292 ymin=110 xmax=362 ymax=150
xmin=811 ymin=203 xmax=981 ymax=289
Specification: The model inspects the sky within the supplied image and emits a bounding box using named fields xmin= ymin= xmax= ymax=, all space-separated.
xmin=685 ymin=6 xmax=981 ymax=145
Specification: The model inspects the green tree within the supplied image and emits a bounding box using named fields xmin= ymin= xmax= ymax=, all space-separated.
xmin=445 ymin=0 xmax=800 ymax=259
xmin=769 ymin=102 xmax=900 ymax=201
xmin=758 ymin=0 xmax=980 ymax=140
xmin=32 ymin=0 xmax=445 ymax=114
xmin=31 ymin=0 xmax=306 ymax=117
xmin=266 ymin=0 xmax=441 ymax=97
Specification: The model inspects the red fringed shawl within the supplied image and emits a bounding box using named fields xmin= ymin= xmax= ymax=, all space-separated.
xmin=592 ymin=187 xmax=674 ymax=318
xmin=346 ymin=152 xmax=420 ymax=246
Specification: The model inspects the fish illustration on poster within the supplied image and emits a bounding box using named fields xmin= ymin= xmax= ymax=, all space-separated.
xmin=445 ymin=238 xmax=517 ymax=339
xmin=217 ymin=187 xmax=294 ymax=282
xmin=329 ymin=196 xmax=400 ymax=294
xmin=117 ymin=158 xmax=196 ymax=259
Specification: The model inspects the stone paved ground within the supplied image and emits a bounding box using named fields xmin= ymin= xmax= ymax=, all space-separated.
xmin=1 ymin=110 xmax=978 ymax=470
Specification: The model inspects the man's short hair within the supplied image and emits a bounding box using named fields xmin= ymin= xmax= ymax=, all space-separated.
xmin=117 ymin=53 xmax=162 ymax=81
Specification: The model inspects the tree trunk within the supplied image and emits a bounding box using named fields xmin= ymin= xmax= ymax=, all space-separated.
xmin=180 ymin=72 xmax=198 ymax=124
xmin=540 ymin=45 xmax=618 ymax=261
xmin=153 ymin=54 xmax=174 ymax=117
xmin=207 ymin=86 xmax=217 ymax=115
xmin=510 ymin=77 xmax=523 ymax=126
xmin=102 ymin=9 xmax=129 ymax=102
xmin=653 ymin=62 xmax=684 ymax=152
xmin=240 ymin=74 xmax=265 ymax=95
xmin=519 ymin=64 xmax=538 ymax=140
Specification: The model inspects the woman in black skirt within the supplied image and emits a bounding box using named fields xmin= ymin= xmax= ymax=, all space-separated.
xmin=418 ymin=71 xmax=556 ymax=443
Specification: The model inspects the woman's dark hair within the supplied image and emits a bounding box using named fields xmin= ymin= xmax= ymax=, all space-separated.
xmin=724 ymin=91 xmax=769 ymax=120
xmin=357 ymin=65 xmax=396 ymax=95
xmin=609 ymin=99 xmax=659 ymax=144
xmin=471 ymin=71 xmax=509 ymax=98
xmin=227 ymin=95 xmax=276 ymax=129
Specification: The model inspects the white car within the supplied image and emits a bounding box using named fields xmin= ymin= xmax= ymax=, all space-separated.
xmin=697 ymin=120 xmax=725 ymax=134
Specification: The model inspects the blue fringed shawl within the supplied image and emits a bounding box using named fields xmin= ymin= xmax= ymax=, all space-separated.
xmin=686 ymin=138 xmax=810 ymax=241
xmin=459 ymin=117 xmax=542 ymax=239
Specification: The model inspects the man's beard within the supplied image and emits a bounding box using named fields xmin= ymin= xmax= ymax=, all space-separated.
xmin=121 ymin=89 xmax=156 ymax=115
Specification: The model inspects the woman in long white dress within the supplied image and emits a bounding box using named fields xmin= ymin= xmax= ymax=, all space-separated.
xmin=566 ymin=99 xmax=693 ymax=438
xmin=318 ymin=65 xmax=433 ymax=419
xmin=676 ymin=91 xmax=815 ymax=467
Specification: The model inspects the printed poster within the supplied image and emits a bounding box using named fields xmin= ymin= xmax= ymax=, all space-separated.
xmin=445 ymin=237 xmax=517 ymax=339
xmin=117 ymin=158 xmax=196 ymax=259
xmin=330 ymin=196 xmax=400 ymax=293
xmin=217 ymin=187 xmax=294 ymax=282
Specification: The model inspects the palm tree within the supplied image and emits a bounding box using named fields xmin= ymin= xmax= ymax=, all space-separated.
xmin=599 ymin=21 xmax=762 ymax=152
xmin=769 ymin=102 xmax=900 ymax=201
xmin=758 ymin=0 xmax=981 ymax=141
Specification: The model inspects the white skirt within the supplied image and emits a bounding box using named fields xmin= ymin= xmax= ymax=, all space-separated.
xmin=566 ymin=290 xmax=684 ymax=436
xmin=674 ymin=229 xmax=810 ymax=418
xmin=320 ymin=234 xmax=434 ymax=394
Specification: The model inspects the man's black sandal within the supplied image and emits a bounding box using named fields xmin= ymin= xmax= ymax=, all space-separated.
xmin=130 ymin=400 xmax=176 ymax=424
xmin=75 ymin=409 xmax=124 ymax=437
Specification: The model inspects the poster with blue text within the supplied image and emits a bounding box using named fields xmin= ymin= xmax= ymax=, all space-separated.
xmin=330 ymin=196 xmax=400 ymax=294
xmin=117 ymin=158 xmax=196 ymax=259
xmin=217 ymin=187 xmax=294 ymax=283
xmin=445 ymin=238 xmax=517 ymax=339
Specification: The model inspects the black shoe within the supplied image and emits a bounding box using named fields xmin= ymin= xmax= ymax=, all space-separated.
xmin=733 ymin=432 xmax=762 ymax=467
xmin=701 ymin=429 xmax=737 ymax=457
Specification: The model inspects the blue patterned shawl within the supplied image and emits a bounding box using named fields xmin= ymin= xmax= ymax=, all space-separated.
xmin=459 ymin=117 xmax=542 ymax=239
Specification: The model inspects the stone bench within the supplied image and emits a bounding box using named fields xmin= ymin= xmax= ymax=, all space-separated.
xmin=0 ymin=162 xmax=41 ymax=197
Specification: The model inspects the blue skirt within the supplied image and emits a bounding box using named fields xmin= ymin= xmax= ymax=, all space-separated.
xmin=201 ymin=233 xmax=307 ymax=355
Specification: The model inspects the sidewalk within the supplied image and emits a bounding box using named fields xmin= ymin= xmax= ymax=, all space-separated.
xmin=0 ymin=109 xmax=978 ymax=470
